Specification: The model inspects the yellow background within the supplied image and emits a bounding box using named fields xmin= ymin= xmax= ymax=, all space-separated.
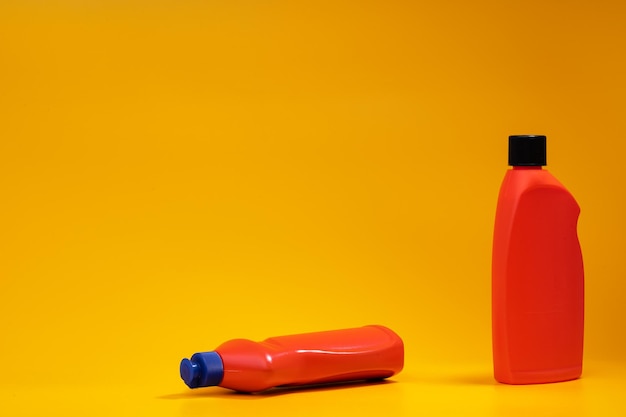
xmin=1 ymin=1 xmax=625 ymax=415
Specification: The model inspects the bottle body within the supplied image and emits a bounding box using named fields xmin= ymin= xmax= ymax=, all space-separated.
xmin=181 ymin=325 xmax=404 ymax=392
xmin=492 ymin=167 xmax=584 ymax=384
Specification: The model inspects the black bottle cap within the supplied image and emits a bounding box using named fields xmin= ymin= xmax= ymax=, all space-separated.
xmin=508 ymin=135 xmax=547 ymax=166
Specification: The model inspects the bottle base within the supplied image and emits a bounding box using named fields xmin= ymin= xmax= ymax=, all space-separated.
xmin=495 ymin=365 xmax=582 ymax=385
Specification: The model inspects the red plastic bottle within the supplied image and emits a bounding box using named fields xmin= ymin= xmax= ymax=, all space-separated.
xmin=492 ymin=135 xmax=584 ymax=384
xmin=180 ymin=325 xmax=404 ymax=392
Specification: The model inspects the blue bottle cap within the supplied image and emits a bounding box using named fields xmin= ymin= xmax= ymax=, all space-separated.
xmin=180 ymin=351 xmax=224 ymax=388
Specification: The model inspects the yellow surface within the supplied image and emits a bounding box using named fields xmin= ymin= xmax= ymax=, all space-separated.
xmin=1 ymin=1 xmax=625 ymax=416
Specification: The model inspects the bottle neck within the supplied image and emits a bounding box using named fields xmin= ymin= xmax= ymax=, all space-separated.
xmin=512 ymin=166 xmax=543 ymax=170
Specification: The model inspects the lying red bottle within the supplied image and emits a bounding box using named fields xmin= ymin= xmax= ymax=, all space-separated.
xmin=179 ymin=325 xmax=404 ymax=392
xmin=492 ymin=135 xmax=584 ymax=384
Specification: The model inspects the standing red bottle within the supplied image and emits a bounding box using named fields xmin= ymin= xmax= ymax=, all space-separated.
xmin=492 ymin=135 xmax=584 ymax=384
xmin=180 ymin=325 xmax=404 ymax=392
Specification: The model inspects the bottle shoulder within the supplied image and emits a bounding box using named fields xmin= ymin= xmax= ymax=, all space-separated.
xmin=504 ymin=168 xmax=564 ymax=188
xmin=494 ymin=169 xmax=580 ymax=243
xmin=498 ymin=169 xmax=577 ymax=204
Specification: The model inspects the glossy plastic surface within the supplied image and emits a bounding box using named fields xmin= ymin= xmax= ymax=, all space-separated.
xmin=492 ymin=167 xmax=584 ymax=384
xmin=181 ymin=325 xmax=404 ymax=392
